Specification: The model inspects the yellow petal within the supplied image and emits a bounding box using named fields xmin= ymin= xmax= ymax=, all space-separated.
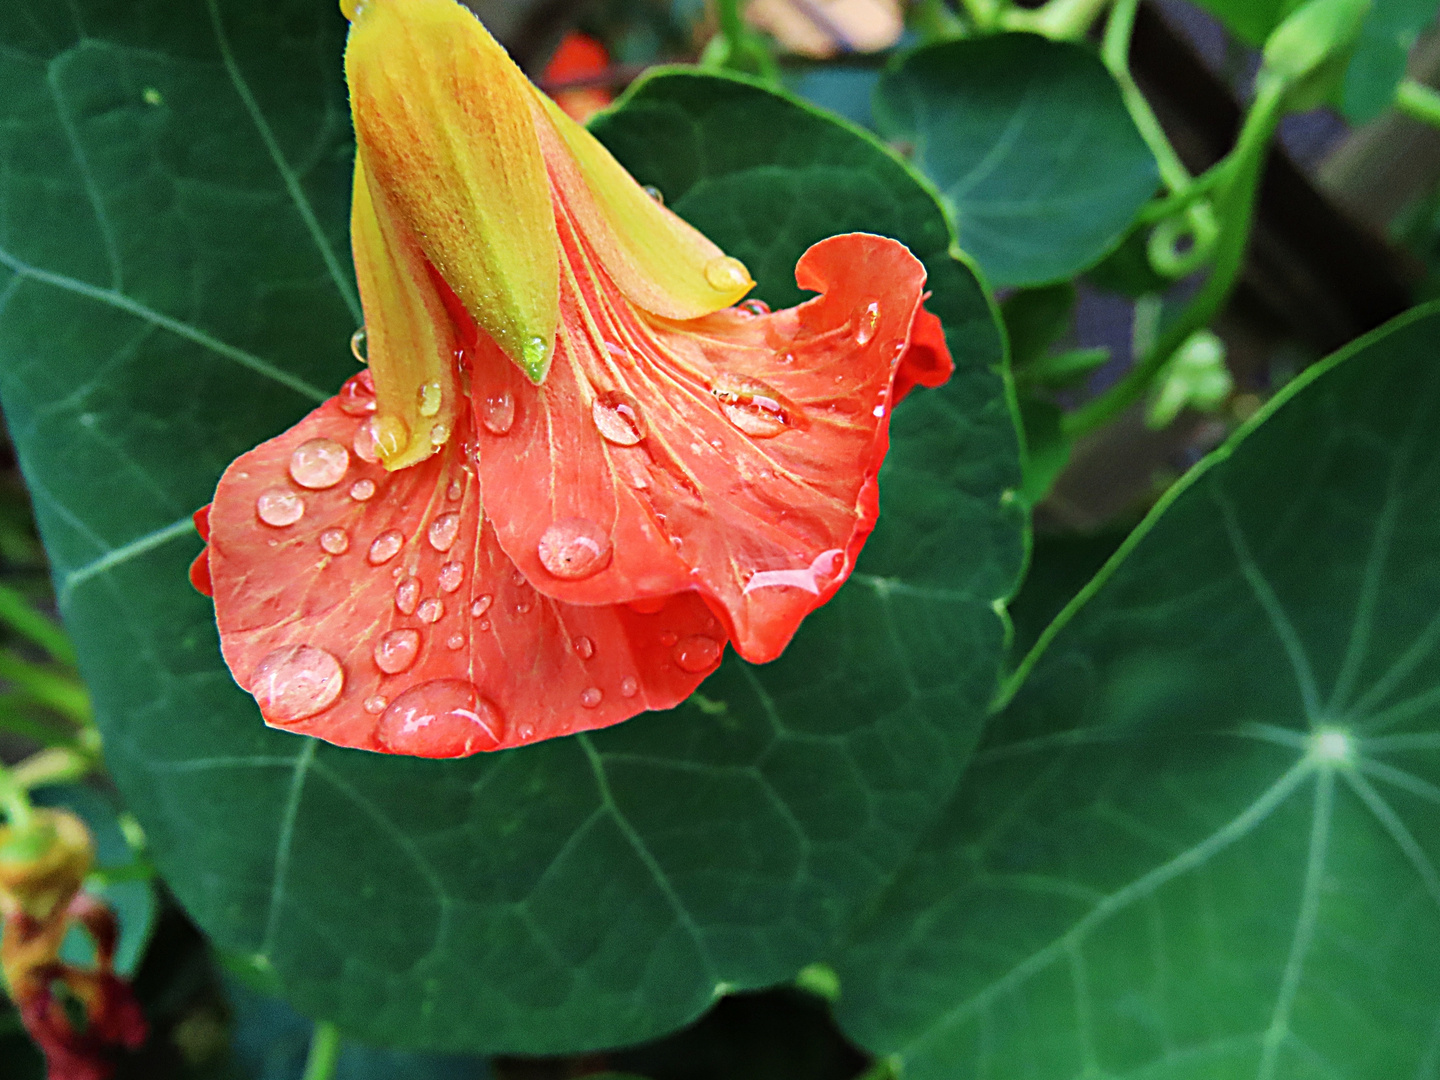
xmin=351 ymin=155 xmax=461 ymax=471
xmin=345 ymin=0 xmax=559 ymax=381
xmin=530 ymin=88 xmax=755 ymax=319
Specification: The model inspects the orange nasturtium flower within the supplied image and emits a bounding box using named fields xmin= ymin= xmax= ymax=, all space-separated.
xmin=190 ymin=0 xmax=953 ymax=758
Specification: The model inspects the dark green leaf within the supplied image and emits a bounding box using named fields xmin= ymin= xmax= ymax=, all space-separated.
xmin=1001 ymin=284 xmax=1075 ymax=371
xmin=1193 ymin=0 xmax=1305 ymax=45
xmin=1015 ymin=397 xmax=1070 ymax=507
xmin=1342 ymin=0 xmax=1440 ymax=121
xmin=833 ymin=307 xmax=1440 ymax=1078
xmin=0 ymin=11 xmax=1023 ymax=1059
xmin=873 ymin=35 xmax=1159 ymax=287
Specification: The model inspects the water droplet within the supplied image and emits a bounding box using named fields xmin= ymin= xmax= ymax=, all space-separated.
xmin=256 ymin=488 xmax=304 ymax=527
xmin=373 ymin=629 xmax=420 ymax=674
xmin=627 ymin=596 xmax=668 ymax=615
xmin=620 ymin=676 xmax=639 ymax=698
xmin=438 ymin=561 xmax=464 ymax=593
xmin=395 ymin=578 xmax=420 ymax=615
xmin=417 ymin=379 xmax=443 ymax=417
xmin=350 ymin=478 xmax=376 ymax=501
xmin=478 ymin=619 xmax=491 ymax=631
xmin=643 ymin=185 xmax=664 ymax=204
xmin=289 ymin=438 xmax=349 ymax=489
xmin=428 ymin=512 xmax=461 ymax=552
xmin=739 ymin=298 xmax=770 ymax=318
xmin=573 ymin=635 xmax=595 ymax=659
xmin=429 ymin=422 xmax=450 ymax=447
xmin=447 ymin=479 xmax=463 ymax=501
xmin=471 ymin=596 xmax=493 ymax=618
xmin=353 ymin=420 xmax=381 ymax=464
xmin=479 ymin=390 xmax=515 ymax=435
xmin=417 ymin=598 xmax=445 ymax=623
xmin=674 ymin=635 xmax=722 ymax=673
xmin=514 ymin=598 xmax=533 ymax=615
xmin=350 ymin=326 xmax=368 ymax=363
xmin=364 ymin=694 xmax=388 ymax=714
xmin=377 ymin=680 xmax=504 ymax=757
xmin=518 ymin=722 xmax=536 ymax=740
xmin=251 ymin=645 xmax=343 ymax=722
xmin=511 ymin=569 xmax=527 ymax=586
xmin=580 ymin=687 xmax=603 ymax=708
xmin=591 ymin=392 xmax=646 ymax=446
xmin=872 ymin=404 xmax=885 ymax=418
xmin=319 ymin=528 xmax=349 ymax=555
xmin=371 ymin=415 xmax=409 ymax=461
xmin=522 ymin=336 xmax=551 ymax=375
xmin=712 ymin=374 xmax=793 ymax=438
xmin=659 ymin=630 xmax=678 ymax=647
xmin=855 ymin=301 xmax=881 ymax=346
xmin=339 ymin=370 xmax=377 ymax=416
xmin=705 ymin=255 xmax=751 ymax=292
xmin=368 ymin=530 xmax=404 ymax=565
xmin=446 ymin=633 xmax=465 ymax=650
xmin=537 ymin=518 xmax=613 ymax=580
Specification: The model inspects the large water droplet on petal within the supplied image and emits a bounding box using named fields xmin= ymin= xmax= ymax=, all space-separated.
xmin=256 ymin=489 xmax=304 ymax=527
xmin=620 ymin=676 xmax=639 ymax=698
xmin=573 ymin=635 xmax=595 ymax=659
xmin=643 ymin=185 xmax=664 ymax=205
xmin=738 ymin=298 xmax=770 ymax=318
xmin=580 ymin=687 xmax=603 ymax=708
xmin=712 ymin=374 xmax=794 ymax=438
xmin=350 ymin=478 xmax=376 ymax=501
xmin=339 ymin=369 xmax=377 ymax=416
xmin=373 ymin=628 xmax=420 ymax=674
xmin=705 ymin=255 xmax=750 ymax=292
xmin=371 ymin=415 xmax=409 ymax=461
xmin=438 ymin=561 xmax=464 ymax=593
xmin=471 ymin=595 xmax=493 ymax=618
xmin=674 ymin=634 xmax=722 ymax=673
xmin=417 ymin=598 xmax=445 ymax=624
xmin=855 ymin=301 xmax=881 ymax=346
xmin=446 ymin=633 xmax=464 ymax=650
xmin=353 ymin=419 xmax=381 ymax=464
xmin=591 ymin=392 xmax=646 ymax=446
xmin=289 ymin=438 xmax=349 ymax=490
xmin=429 ymin=422 xmax=450 ymax=447
xmin=428 ymin=512 xmax=461 ymax=552
xmin=251 ymin=645 xmax=343 ymax=722
xmin=319 ymin=528 xmax=349 ymax=555
xmin=479 ymin=390 xmax=515 ymax=435
xmin=367 ymin=530 xmax=404 ymax=565
xmin=350 ymin=326 xmax=368 ymax=363
xmin=417 ymin=379 xmax=443 ymax=418
xmin=537 ymin=518 xmax=613 ymax=580
xmin=395 ymin=577 xmax=420 ymax=615
xmin=377 ymin=680 xmax=504 ymax=757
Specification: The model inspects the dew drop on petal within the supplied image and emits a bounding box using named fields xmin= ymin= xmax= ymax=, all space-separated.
xmin=377 ymin=679 xmax=504 ymax=757
xmin=256 ymin=488 xmax=304 ymax=527
xmin=353 ymin=420 xmax=382 ymax=464
xmin=674 ymin=635 xmax=722 ymax=673
xmin=428 ymin=512 xmax=461 ymax=552
xmin=478 ymin=619 xmax=492 ymax=631
xmin=350 ymin=478 xmax=376 ymax=501
xmin=573 ymin=635 xmax=595 ymax=660
xmin=471 ymin=595 xmax=493 ymax=618
xmin=704 ymin=255 xmax=750 ymax=292
xmin=537 ymin=518 xmax=613 ymax=580
xmin=643 ymin=185 xmax=664 ymax=204
xmin=429 ymin=422 xmax=450 ymax=447
xmin=371 ymin=415 xmax=410 ymax=461
xmin=712 ymin=374 xmax=792 ymax=438
xmin=417 ymin=379 xmax=442 ymax=417
xmin=368 ymin=530 xmax=404 ymax=565
xmin=447 ymin=479 xmax=463 ymax=501
xmin=339 ymin=369 xmax=377 ymax=416
xmin=251 ymin=645 xmax=343 ymax=722
xmin=580 ymin=687 xmax=603 ymax=708
xmin=620 ymin=676 xmax=639 ymax=698
xmin=518 ymin=722 xmax=536 ymax=741
xmin=479 ymin=390 xmax=515 ymax=435
xmin=591 ymin=392 xmax=646 ymax=446
xmin=855 ymin=301 xmax=881 ymax=346
xmin=289 ymin=438 xmax=349 ymax=489
xmin=319 ymin=528 xmax=349 ymax=555
xmin=446 ymin=633 xmax=464 ymax=650
xmin=395 ymin=578 xmax=420 ymax=615
xmin=364 ymin=694 xmax=388 ymax=714
xmin=373 ymin=628 xmax=420 ymax=674
xmin=418 ymin=598 xmax=445 ymax=624
xmin=739 ymin=298 xmax=770 ymax=318
xmin=350 ymin=326 xmax=368 ymax=363
xmin=438 ymin=561 xmax=464 ymax=593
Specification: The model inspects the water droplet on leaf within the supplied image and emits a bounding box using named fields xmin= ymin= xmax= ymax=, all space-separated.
xmin=289 ymin=438 xmax=349 ymax=489
xmin=256 ymin=489 xmax=304 ymax=527
xmin=251 ymin=645 xmax=343 ymax=722
xmin=592 ymin=392 xmax=646 ymax=446
xmin=377 ymin=680 xmax=504 ymax=757
xmin=373 ymin=629 xmax=420 ymax=674
xmin=537 ymin=518 xmax=613 ymax=580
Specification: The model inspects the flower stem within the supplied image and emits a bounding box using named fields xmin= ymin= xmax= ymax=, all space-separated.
xmin=1004 ymin=0 xmax=1114 ymax=39
xmin=1396 ymin=78 xmax=1440 ymax=128
xmin=1063 ymin=76 xmax=1287 ymax=437
xmin=302 ymin=1022 xmax=342 ymax=1080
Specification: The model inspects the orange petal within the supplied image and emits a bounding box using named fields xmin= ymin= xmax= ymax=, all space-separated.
xmin=893 ymin=304 xmax=954 ymax=402
xmin=204 ymin=394 xmax=725 ymax=756
xmin=466 ymin=229 xmax=931 ymax=664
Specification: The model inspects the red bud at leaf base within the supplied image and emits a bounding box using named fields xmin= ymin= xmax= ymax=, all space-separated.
xmin=196 ymin=0 xmax=954 ymax=756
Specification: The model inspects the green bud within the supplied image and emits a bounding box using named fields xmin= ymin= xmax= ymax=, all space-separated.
xmin=1147 ymin=330 xmax=1233 ymax=429
xmin=1262 ymin=0 xmax=1371 ymax=86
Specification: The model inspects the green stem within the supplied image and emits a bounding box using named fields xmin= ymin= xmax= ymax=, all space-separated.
xmin=1064 ymin=76 xmax=1287 ymax=437
xmin=911 ymin=0 xmax=966 ymax=41
xmin=1104 ymin=0 xmax=1191 ymax=194
xmin=0 ymin=762 xmax=34 ymax=835
xmin=1396 ymin=78 xmax=1440 ymax=128
xmin=302 ymin=1023 xmax=342 ymax=1080
xmin=1004 ymin=0 xmax=1113 ymax=38
xmin=0 ymin=653 xmax=91 ymax=727
xmin=0 ymin=585 xmax=76 ymax=667
xmin=957 ymin=0 xmax=1003 ymax=30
